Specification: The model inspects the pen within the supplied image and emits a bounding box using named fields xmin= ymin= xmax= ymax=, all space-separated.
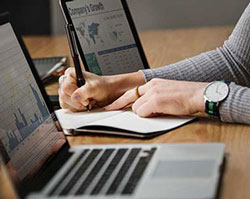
xmin=65 ymin=24 xmax=90 ymax=111
xmin=42 ymin=57 xmax=67 ymax=80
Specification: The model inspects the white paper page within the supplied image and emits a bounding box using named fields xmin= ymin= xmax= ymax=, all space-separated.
xmin=55 ymin=108 xmax=123 ymax=129
xmin=86 ymin=111 xmax=195 ymax=134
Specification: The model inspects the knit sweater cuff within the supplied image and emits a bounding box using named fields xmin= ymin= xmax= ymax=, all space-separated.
xmin=219 ymin=82 xmax=250 ymax=124
xmin=140 ymin=64 xmax=181 ymax=82
xmin=139 ymin=69 xmax=155 ymax=82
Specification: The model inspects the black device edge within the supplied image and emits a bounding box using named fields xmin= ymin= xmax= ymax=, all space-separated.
xmin=59 ymin=0 xmax=150 ymax=74
xmin=0 ymin=12 xmax=71 ymax=198
xmin=121 ymin=0 xmax=149 ymax=69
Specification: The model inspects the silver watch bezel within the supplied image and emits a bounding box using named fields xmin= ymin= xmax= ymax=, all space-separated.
xmin=203 ymin=81 xmax=229 ymax=103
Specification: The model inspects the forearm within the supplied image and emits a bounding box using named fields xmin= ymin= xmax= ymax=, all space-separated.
xmin=141 ymin=49 xmax=236 ymax=83
xmin=220 ymin=83 xmax=250 ymax=125
xmin=108 ymin=71 xmax=145 ymax=97
xmin=141 ymin=3 xmax=250 ymax=87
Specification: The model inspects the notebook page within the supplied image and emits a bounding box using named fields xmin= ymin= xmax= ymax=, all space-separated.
xmin=55 ymin=108 xmax=123 ymax=129
xmin=56 ymin=108 xmax=195 ymax=134
xmin=87 ymin=111 xmax=194 ymax=133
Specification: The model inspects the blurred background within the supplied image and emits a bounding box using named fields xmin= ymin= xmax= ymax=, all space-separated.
xmin=0 ymin=0 xmax=249 ymax=35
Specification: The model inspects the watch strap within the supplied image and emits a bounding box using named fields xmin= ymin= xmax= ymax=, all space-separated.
xmin=221 ymin=80 xmax=230 ymax=85
xmin=205 ymin=101 xmax=219 ymax=117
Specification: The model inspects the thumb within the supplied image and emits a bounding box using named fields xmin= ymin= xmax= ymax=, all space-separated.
xmin=71 ymin=85 xmax=92 ymax=105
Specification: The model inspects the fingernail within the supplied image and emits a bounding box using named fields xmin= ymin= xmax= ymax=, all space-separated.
xmin=73 ymin=93 xmax=81 ymax=100
xmin=104 ymin=105 xmax=112 ymax=110
xmin=82 ymin=101 xmax=88 ymax=106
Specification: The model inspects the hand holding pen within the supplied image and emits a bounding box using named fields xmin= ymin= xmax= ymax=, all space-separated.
xmin=65 ymin=24 xmax=90 ymax=111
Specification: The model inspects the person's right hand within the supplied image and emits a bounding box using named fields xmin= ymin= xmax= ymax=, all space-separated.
xmin=58 ymin=68 xmax=145 ymax=112
xmin=59 ymin=68 xmax=116 ymax=112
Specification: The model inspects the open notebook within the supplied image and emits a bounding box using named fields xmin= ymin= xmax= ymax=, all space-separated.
xmin=55 ymin=108 xmax=195 ymax=138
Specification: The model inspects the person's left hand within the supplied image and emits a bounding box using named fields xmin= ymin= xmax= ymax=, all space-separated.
xmin=105 ymin=78 xmax=208 ymax=117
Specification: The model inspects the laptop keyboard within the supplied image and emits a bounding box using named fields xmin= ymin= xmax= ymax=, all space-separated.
xmin=47 ymin=147 xmax=156 ymax=197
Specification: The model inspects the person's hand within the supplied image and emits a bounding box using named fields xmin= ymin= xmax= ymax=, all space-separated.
xmin=106 ymin=78 xmax=208 ymax=117
xmin=59 ymin=68 xmax=117 ymax=112
xmin=58 ymin=68 xmax=145 ymax=112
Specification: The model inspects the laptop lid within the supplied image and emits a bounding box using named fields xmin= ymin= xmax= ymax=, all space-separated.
xmin=0 ymin=12 xmax=69 ymax=198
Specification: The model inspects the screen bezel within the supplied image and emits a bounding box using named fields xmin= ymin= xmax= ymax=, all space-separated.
xmin=59 ymin=0 xmax=150 ymax=73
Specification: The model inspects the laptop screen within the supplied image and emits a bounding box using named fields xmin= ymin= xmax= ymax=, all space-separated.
xmin=0 ymin=18 xmax=66 ymax=187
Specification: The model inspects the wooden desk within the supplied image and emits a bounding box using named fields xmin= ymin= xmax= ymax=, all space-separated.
xmin=2 ymin=26 xmax=250 ymax=199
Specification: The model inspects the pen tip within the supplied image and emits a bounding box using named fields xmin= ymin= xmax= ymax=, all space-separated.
xmin=86 ymin=105 xmax=91 ymax=112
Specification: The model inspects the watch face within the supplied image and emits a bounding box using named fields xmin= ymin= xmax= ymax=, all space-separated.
xmin=204 ymin=81 xmax=229 ymax=102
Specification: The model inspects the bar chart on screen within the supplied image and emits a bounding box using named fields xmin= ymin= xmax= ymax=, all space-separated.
xmin=0 ymin=41 xmax=50 ymax=154
xmin=4 ymin=84 xmax=50 ymax=151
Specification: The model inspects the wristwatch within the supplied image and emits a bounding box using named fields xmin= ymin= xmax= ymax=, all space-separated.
xmin=203 ymin=81 xmax=230 ymax=117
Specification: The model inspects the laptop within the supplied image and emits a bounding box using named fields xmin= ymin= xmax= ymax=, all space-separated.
xmin=0 ymin=12 xmax=225 ymax=199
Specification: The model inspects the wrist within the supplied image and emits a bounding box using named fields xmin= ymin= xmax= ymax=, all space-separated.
xmin=190 ymin=82 xmax=209 ymax=113
xmin=108 ymin=71 xmax=146 ymax=97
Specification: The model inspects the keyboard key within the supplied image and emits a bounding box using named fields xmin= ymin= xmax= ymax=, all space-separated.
xmin=106 ymin=148 xmax=141 ymax=195
xmin=48 ymin=150 xmax=89 ymax=196
xmin=49 ymin=147 xmax=156 ymax=197
xmin=75 ymin=149 xmax=115 ymax=195
xmin=122 ymin=148 xmax=157 ymax=194
xmin=59 ymin=149 xmax=101 ymax=196
xmin=91 ymin=149 xmax=128 ymax=195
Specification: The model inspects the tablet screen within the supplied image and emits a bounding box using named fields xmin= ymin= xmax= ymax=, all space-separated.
xmin=65 ymin=0 xmax=146 ymax=75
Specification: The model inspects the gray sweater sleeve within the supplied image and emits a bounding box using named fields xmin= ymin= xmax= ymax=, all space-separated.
xmin=141 ymin=3 xmax=250 ymax=125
